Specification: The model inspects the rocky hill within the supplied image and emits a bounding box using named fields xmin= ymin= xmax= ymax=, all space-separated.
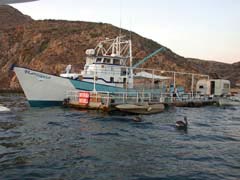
xmin=0 ymin=5 xmax=32 ymax=30
xmin=0 ymin=5 xmax=239 ymax=91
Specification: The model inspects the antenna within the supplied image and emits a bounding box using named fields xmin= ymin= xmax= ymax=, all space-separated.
xmin=119 ymin=0 xmax=122 ymax=36
xmin=129 ymin=16 xmax=132 ymax=41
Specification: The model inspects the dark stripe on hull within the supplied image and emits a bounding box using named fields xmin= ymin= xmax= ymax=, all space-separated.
xmin=29 ymin=100 xmax=63 ymax=107
xmin=70 ymin=79 xmax=125 ymax=92
xmin=83 ymin=77 xmax=125 ymax=84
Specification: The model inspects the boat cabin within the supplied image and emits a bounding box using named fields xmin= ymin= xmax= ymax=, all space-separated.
xmin=196 ymin=79 xmax=230 ymax=96
xmin=61 ymin=36 xmax=134 ymax=90
xmin=80 ymin=49 xmax=132 ymax=88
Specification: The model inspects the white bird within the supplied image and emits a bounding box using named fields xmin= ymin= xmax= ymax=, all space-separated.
xmin=0 ymin=105 xmax=10 ymax=112
xmin=133 ymin=116 xmax=142 ymax=122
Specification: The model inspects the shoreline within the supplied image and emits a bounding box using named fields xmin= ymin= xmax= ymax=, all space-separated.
xmin=0 ymin=89 xmax=24 ymax=93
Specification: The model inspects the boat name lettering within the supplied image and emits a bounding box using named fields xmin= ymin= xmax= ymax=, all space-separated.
xmin=24 ymin=70 xmax=51 ymax=79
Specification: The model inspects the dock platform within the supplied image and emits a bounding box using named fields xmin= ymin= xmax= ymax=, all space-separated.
xmin=165 ymin=100 xmax=217 ymax=107
xmin=64 ymin=90 xmax=218 ymax=114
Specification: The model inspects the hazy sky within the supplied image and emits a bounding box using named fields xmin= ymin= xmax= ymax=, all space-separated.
xmin=12 ymin=0 xmax=240 ymax=64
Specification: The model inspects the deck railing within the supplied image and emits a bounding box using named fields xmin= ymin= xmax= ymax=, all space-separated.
xmin=66 ymin=90 xmax=215 ymax=106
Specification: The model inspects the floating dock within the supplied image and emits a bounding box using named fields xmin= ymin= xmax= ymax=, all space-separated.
xmin=64 ymin=90 xmax=218 ymax=114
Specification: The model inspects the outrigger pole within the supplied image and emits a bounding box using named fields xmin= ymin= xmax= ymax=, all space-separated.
xmin=132 ymin=47 xmax=166 ymax=68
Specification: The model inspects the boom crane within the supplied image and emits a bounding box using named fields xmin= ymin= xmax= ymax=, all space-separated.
xmin=132 ymin=47 xmax=166 ymax=68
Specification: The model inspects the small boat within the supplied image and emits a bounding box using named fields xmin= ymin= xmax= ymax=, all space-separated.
xmin=218 ymin=96 xmax=240 ymax=106
xmin=115 ymin=103 xmax=165 ymax=114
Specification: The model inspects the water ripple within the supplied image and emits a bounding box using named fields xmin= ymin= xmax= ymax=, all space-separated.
xmin=0 ymin=94 xmax=240 ymax=180
xmin=92 ymin=132 xmax=121 ymax=136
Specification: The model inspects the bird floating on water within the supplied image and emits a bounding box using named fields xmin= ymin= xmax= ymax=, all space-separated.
xmin=0 ymin=105 xmax=10 ymax=112
xmin=176 ymin=116 xmax=188 ymax=129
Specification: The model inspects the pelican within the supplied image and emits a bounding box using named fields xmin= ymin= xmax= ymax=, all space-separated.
xmin=176 ymin=116 xmax=188 ymax=129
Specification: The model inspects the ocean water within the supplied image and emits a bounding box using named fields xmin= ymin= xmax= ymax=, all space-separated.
xmin=0 ymin=93 xmax=240 ymax=180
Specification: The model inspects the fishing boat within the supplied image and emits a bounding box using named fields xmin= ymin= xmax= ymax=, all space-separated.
xmin=12 ymin=36 xmax=136 ymax=107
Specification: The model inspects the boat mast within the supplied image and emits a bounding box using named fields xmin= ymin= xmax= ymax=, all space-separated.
xmin=128 ymin=39 xmax=133 ymax=88
xmin=117 ymin=36 xmax=121 ymax=56
xmin=129 ymin=39 xmax=132 ymax=68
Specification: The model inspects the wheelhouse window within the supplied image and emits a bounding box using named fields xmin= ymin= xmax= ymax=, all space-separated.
xmin=121 ymin=68 xmax=127 ymax=76
xmin=113 ymin=59 xmax=120 ymax=65
xmin=96 ymin=58 xmax=102 ymax=63
xmin=103 ymin=58 xmax=111 ymax=64
xmin=223 ymin=83 xmax=230 ymax=89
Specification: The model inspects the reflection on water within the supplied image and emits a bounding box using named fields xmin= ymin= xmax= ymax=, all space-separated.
xmin=0 ymin=94 xmax=240 ymax=180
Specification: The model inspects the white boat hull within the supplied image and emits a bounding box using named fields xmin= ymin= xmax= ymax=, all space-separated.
xmin=14 ymin=66 xmax=76 ymax=107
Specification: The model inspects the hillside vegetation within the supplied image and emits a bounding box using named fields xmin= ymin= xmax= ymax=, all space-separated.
xmin=0 ymin=5 xmax=239 ymax=90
